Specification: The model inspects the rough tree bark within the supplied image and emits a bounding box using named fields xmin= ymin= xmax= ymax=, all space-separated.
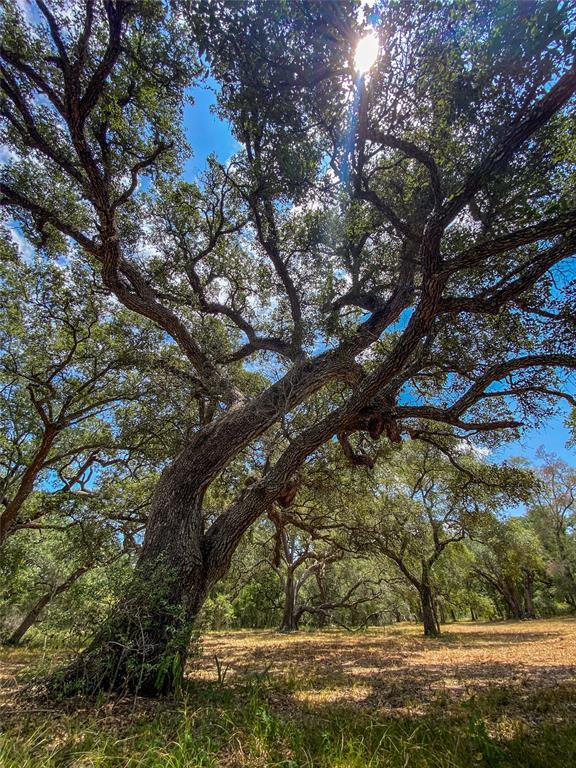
xmin=279 ymin=573 xmax=301 ymax=632
xmin=419 ymin=577 xmax=440 ymax=638
xmin=53 ymin=471 xmax=218 ymax=695
xmin=52 ymin=412 xmax=324 ymax=695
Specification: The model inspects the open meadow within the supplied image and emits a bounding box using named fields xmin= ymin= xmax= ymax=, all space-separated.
xmin=1 ymin=619 xmax=575 ymax=768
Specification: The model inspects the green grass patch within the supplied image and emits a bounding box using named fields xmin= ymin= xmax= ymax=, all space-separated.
xmin=1 ymin=674 xmax=575 ymax=768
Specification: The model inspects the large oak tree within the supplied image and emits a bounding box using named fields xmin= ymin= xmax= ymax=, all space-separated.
xmin=1 ymin=0 xmax=575 ymax=694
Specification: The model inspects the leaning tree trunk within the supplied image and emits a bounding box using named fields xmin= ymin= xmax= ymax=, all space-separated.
xmin=6 ymin=596 xmax=52 ymax=647
xmin=6 ymin=564 xmax=91 ymax=646
xmin=50 ymin=462 xmax=221 ymax=697
xmin=420 ymin=582 xmax=440 ymax=637
xmin=48 ymin=352 xmax=343 ymax=697
xmin=48 ymin=413 xmax=225 ymax=696
xmin=279 ymin=573 xmax=300 ymax=632
xmin=49 ymin=420 xmax=286 ymax=697
xmin=53 ymin=517 xmax=208 ymax=695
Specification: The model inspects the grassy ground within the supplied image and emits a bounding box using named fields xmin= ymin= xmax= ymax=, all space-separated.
xmin=1 ymin=619 xmax=575 ymax=767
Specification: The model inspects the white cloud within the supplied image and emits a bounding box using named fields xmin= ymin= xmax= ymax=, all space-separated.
xmin=455 ymin=439 xmax=491 ymax=458
xmin=8 ymin=226 xmax=35 ymax=262
xmin=0 ymin=144 xmax=17 ymax=165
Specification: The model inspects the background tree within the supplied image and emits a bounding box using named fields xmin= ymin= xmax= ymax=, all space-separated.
xmin=471 ymin=517 xmax=547 ymax=620
xmin=1 ymin=0 xmax=575 ymax=694
xmin=268 ymin=509 xmax=339 ymax=633
xmin=527 ymin=452 xmax=576 ymax=608
xmin=0 ymin=236 xmax=200 ymax=546
xmin=423 ymin=541 xmax=479 ymax=625
xmin=0 ymin=480 xmax=141 ymax=646
xmin=266 ymin=507 xmax=382 ymax=632
xmin=349 ymin=440 xmax=531 ymax=635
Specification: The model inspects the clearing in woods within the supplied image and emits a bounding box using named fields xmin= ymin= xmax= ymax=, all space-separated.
xmin=0 ymin=619 xmax=575 ymax=767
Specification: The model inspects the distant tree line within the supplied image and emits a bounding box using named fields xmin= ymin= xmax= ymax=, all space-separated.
xmin=3 ymin=421 xmax=575 ymax=644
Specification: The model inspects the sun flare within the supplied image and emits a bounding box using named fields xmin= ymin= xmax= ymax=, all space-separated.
xmin=354 ymin=32 xmax=379 ymax=74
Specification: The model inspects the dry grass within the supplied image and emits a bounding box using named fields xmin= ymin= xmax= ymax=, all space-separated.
xmin=190 ymin=619 xmax=576 ymax=718
xmin=1 ymin=619 xmax=575 ymax=767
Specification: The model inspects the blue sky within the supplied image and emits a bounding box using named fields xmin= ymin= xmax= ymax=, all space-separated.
xmin=183 ymin=84 xmax=239 ymax=177
xmin=494 ymin=406 xmax=574 ymax=464
xmin=183 ymin=81 xmax=575 ymax=469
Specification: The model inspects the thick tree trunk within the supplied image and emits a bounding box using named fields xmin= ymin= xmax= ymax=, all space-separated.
xmin=49 ymin=439 xmax=275 ymax=698
xmin=5 ymin=564 xmax=91 ymax=646
xmin=50 ymin=478 xmax=219 ymax=696
xmin=52 ymin=558 xmax=209 ymax=696
xmin=420 ymin=583 xmax=440 ymax=637
xmin=501 ymin=582 xmax=525 ymax=620
xmin=48 ymin=352 xmax=343 ymax=697
xmin=523 ymin=574 xmax=536 ymax=619
xmin=279 ymin=574 xmax=300 ymax=632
